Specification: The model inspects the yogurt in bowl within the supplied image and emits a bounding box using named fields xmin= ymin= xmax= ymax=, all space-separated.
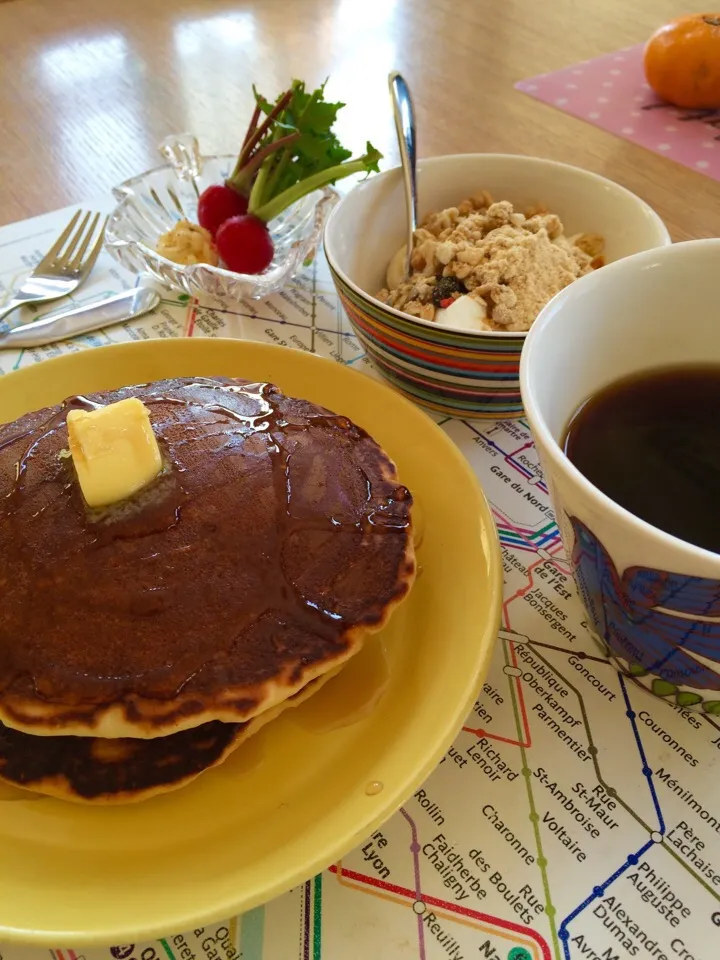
xmin=323 ymin=153 xmax=671 ymax=419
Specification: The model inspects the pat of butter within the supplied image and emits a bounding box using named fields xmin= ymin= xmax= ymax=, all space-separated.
xmin=66 ymin=397 xmax=162 ymax=508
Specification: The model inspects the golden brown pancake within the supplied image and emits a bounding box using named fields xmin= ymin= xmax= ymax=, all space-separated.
xmin=0 ymin=674 xmax=332 ymax=804
xmin=0 ymin=377 xmax=415 ymax=738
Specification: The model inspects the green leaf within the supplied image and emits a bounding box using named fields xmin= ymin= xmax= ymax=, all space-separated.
xmin=264 ymin=81 xmax=353 ymax=196
xmin=363 ymin=141 xmax=383 ymax=173
xmin=253 ymin=86 xmax=276 ymax=116
xmin=240 ymin=78 xmax=383 ymax=220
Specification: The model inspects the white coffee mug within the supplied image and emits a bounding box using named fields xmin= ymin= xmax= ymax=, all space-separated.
xmin=520 ymin=238 xmax=720 ymax=714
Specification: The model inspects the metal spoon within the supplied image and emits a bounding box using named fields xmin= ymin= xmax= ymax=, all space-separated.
xmin=388 ymin=71 xmax=418 ymax=280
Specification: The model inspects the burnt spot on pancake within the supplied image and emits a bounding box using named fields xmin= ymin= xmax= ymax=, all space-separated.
xmin=0 ymin=717 xmax=242 ymax=801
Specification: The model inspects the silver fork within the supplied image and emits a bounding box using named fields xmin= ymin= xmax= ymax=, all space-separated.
xmin=0 ymin=210 xmax=108 ymax=325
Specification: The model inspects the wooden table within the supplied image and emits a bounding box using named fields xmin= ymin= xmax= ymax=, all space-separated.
xmin=0 ymin=0 xmax=717 ymax=239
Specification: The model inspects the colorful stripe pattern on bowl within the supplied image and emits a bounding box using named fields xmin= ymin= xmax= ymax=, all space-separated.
xmin=329 ymin=267 xmax=525 ymax=420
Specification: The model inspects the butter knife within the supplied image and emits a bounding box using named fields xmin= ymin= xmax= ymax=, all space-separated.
xmin=0 ymin=288 xmax=161 ymax=349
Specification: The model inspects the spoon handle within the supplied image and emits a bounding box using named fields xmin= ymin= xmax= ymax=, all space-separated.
xmin=388 ymin=71 xmax=418 ymax=277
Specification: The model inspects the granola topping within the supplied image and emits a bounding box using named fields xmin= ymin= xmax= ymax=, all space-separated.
xmin=377 ymin=192 xmax=605 ymax=333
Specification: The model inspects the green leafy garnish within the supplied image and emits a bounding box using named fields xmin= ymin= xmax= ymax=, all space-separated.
xmin=226 ymin=80 xmax=382 ymax=223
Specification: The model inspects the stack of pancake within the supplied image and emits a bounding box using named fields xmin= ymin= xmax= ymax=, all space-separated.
xmin=0 ymin=376 xmax=415 ymax=803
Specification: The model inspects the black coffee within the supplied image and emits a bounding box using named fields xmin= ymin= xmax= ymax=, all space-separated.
xmin=563 ymin=365 xmax=720 ymax=553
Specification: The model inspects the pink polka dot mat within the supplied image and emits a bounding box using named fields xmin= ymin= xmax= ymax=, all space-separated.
xmin=516 ymin=44 xmax=720 ymax=182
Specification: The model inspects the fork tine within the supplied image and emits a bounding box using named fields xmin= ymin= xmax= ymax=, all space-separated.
xmin=55 ymin=211 xmax=92 ymax=268
xmin=75 ymin=216 xmax=108 ymax=276
xmin=66 ymin=212 xmax=100 ymax=272
xmin=36 ymin=211 xmax=82 ymax=269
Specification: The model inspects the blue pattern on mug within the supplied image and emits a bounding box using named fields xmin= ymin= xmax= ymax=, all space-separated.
xmin=570 ymin=516 xmax=720 ymax=691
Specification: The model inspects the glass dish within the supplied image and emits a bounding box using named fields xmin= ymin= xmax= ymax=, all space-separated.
xmin=105 ymin=134 xmax=338 ymax=300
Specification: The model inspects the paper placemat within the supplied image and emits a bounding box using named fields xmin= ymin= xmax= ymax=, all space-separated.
xmin=1 ymin=204 xmax=719 ymax=960
xmin=516 ymin=44 xmax=720 ymax=181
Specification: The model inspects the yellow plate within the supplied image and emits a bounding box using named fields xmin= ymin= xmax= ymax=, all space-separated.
xmin=0 ymin=338 xmax=502 ymax=944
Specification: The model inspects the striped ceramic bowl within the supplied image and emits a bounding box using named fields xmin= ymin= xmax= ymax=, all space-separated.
xmin=324 ymin=154 xmax=671 ymax=419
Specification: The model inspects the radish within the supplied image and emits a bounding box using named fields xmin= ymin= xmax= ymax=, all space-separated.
xmin=215 ymin=215 xmax=274 ymax=274
xmin=196 ymin=80 xmax=382 ymax=275
xmin=197 ymin=184 xmax=248 ymax=237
